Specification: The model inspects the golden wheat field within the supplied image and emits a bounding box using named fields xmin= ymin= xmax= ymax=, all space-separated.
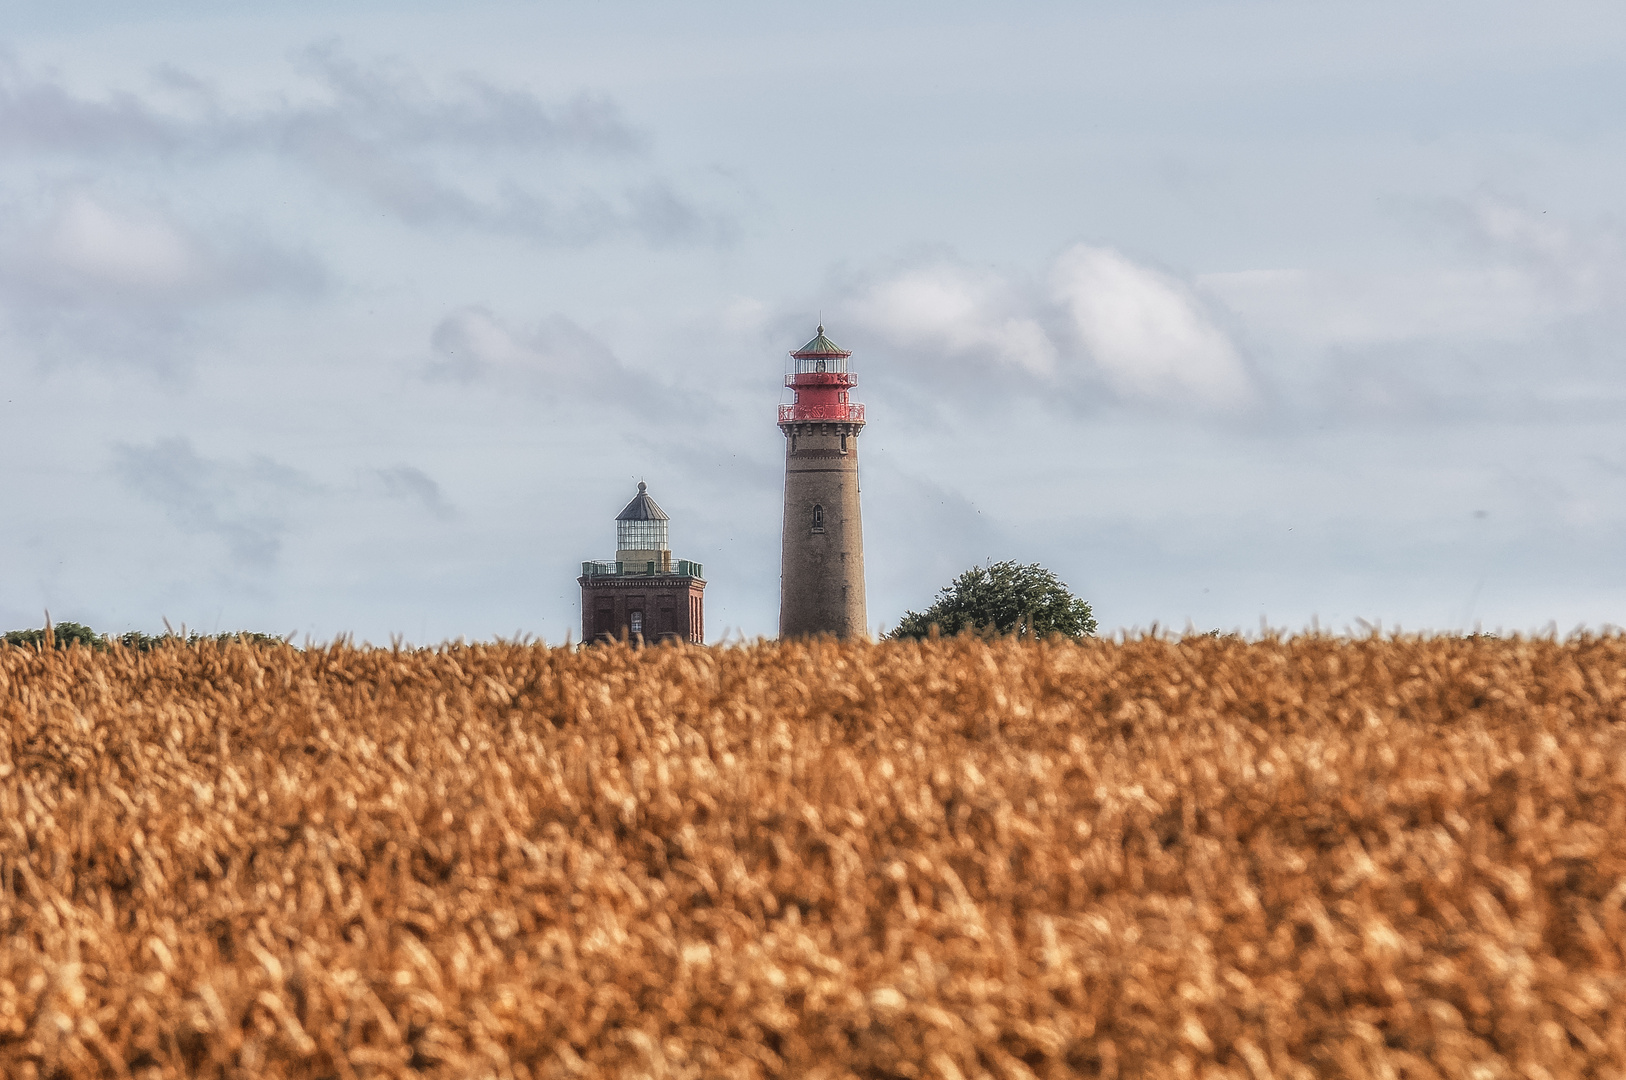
xmin=2 ymin=634 xmax=1624 ymax=1080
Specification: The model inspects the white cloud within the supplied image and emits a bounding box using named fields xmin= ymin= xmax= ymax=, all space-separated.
xmin=1201 ymin=196 xmax=1626 ymax=351
xmin=720 ymin=295 xmax=769 ymax=337
xmin=113 ymin=438 xmax=317 ymax=567
xmin=0 ymin=190 xmax=323 ymax=372
xmin=0 ymin=48 xmax=727 ymax=249
xmin=43 ymin=194 xmax=200 ymax=292
xmin=429 ymin=306 xmax=534 ymax=376
xmin=854 ymin=263 xmax=1057 ymax=377
xmin=428 ymin=305 xmax=615 ymax=383
xmin=374 ymin=465 xmax=454 ymax=521
xmin=849 ymin=245 xmax=1253 ymax=411
xmin=423 ymin=305 xmax=694 ymax=427
xmin=1050 ymin=244 xmax=1254 ymax=408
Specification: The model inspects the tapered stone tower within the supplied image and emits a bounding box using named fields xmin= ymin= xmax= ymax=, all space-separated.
xmin=779 ymin=326 xmax=867 ymax=638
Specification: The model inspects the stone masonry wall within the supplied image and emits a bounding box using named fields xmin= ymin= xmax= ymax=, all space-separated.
xmin=779 ymin=421 xmax=867 ymax=639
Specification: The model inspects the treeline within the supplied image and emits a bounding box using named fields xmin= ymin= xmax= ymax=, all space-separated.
xmin=2 ymin=621 xmax=286 ymax=651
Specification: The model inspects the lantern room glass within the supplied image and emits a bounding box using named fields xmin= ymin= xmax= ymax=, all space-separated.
xmin=617 ymin=519 xmax=669 ymax=551
xmin=793 ymin=354 xmax=849 ymax=375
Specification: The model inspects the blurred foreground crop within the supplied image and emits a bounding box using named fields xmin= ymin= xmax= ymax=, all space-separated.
xmin=1 ymin=633 xmax=1624 ymax=1078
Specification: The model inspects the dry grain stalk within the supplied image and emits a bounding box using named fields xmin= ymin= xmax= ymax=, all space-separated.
xmin=0 ymin=634 xmax=1623 ymax=1078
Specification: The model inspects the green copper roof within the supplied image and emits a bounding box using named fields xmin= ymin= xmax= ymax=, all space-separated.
xmin=791 ymin=325 xmax=852 ymax=358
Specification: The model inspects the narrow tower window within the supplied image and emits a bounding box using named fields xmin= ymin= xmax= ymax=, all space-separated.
xmin=811 ymin=504 xmax=825 ymax=533
xmin=630 ymin=610 xmax=643 ymax=636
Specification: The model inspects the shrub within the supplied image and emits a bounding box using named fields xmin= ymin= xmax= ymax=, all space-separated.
xmin=891 ymin=559 xmax=1097 ymax=639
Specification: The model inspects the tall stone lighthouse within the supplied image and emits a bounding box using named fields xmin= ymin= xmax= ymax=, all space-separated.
xmin=779 ymin=326 xmax=868 ymax=638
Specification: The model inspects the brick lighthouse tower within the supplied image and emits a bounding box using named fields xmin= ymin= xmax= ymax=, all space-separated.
xmin=578 ymin=482 xmax=706 ymax=644
xmin=779 ymin=326 xmax=867 ymax=638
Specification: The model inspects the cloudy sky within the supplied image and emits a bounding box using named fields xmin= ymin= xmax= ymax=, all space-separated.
xmin=2 ymin=0 xmax=1624 ymax=643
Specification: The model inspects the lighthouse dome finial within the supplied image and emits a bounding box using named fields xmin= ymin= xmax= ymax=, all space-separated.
xmin=637 ymin=481 xmax=646 ymax=493
xmin=816 ymin=323 xmax=823 ymax=335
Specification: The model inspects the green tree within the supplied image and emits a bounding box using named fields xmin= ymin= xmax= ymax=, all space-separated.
xmin=3 ymin=621 xmax=104 ymax=649
xmin=890 ymin=560 xmax=1097 ymax=640
xmin=3 ymin=624 xmax=289 ymax=651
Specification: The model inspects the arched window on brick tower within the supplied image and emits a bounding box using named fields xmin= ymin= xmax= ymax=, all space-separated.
xmin=578 ymin=481 xmax=706 ymax=644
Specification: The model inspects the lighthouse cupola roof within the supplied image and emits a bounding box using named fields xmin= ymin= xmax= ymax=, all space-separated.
xmin=791 ymin=325 xmax=853 ymax=360
xmin=615 ymin=481 xmax=669 ymax=522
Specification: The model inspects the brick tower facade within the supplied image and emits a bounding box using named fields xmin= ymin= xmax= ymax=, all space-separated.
xmin=579 ymin=482 xmax=705 ymax=644
xmin=779 ymin=326 xmax=867 ymax=638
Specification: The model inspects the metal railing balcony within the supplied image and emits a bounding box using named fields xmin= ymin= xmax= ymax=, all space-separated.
xmin=779 ymin=403 xmax=865 ymax=423
xmin=785 ymin=371 xmax=857 ymax=387
xmin=582 ymin=559 xmax=705 ymax=579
